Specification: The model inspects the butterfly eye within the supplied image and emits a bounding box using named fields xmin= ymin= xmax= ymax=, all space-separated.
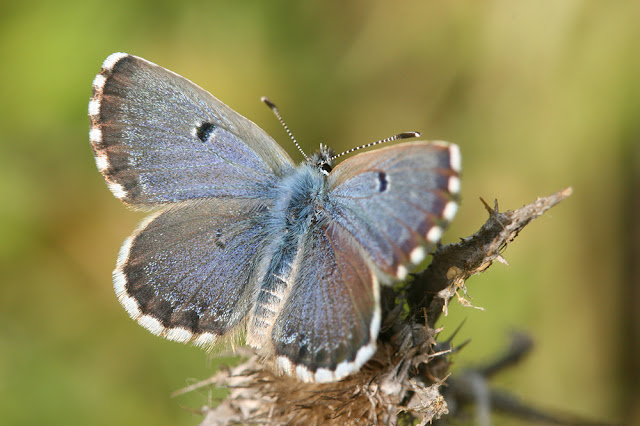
xmin=320 ymin=163 xmax=332 ymax=175
xmin=195 ymin=121 xmax=216 ymax=142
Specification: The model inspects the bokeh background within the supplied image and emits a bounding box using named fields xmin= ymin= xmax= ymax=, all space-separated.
xmin=1 ymin=1 xmax=638 ymax=424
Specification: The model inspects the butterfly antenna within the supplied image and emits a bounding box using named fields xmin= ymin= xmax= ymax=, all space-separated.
xmin=329 ymin=131 xmax=421 ymax=162
xmin=261 ymin=97 xmax=308 ymax=160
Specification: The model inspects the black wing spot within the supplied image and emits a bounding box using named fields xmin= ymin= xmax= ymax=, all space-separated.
xmin=377 ymin=171 xmax=388 ymax=192
xmin=195 ymin=122 xmax=216 ymax=142
xmin=214 ymin=228 xmax=225 ymax=249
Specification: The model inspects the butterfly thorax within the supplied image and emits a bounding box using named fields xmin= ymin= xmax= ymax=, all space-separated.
xmin=247 ymin=163 xmax=329 ymax=349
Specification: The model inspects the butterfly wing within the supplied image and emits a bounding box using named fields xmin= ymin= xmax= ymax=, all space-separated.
xmin=325 ymin=141 xmax=461 ymax=280
xmin=89 ymin=53 xmax=294 ymax=206
xmin=114 ymin=198 xmax=268 ymax=346
xmin=270 ymin=220 xmax=379 ymax=383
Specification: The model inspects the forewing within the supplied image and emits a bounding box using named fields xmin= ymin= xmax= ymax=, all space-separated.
xmin=326 ymin=141 xmax=461 ymax=280
xmin=271 ymin=221 xmax=380 ymax=383
xmin=114 ymin=198 xmax=268 ymax=346
xmin=89 ymin=53 xmax=294 ymax=206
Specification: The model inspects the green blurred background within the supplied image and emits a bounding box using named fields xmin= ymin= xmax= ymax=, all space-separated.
xmin=1 ymin=1 xmax=638 ymax=424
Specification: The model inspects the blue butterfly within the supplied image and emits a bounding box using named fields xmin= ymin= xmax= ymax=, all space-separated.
xmin=89 ymin=53 xmax=461 ymax=383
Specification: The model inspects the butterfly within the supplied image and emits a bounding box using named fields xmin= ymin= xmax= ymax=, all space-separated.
xmin=89 ymin=53 xmax=461 ymax=383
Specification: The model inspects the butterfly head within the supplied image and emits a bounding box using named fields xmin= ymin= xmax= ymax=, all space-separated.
xmin=309 ymin=143 xmax=335 ymax=176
